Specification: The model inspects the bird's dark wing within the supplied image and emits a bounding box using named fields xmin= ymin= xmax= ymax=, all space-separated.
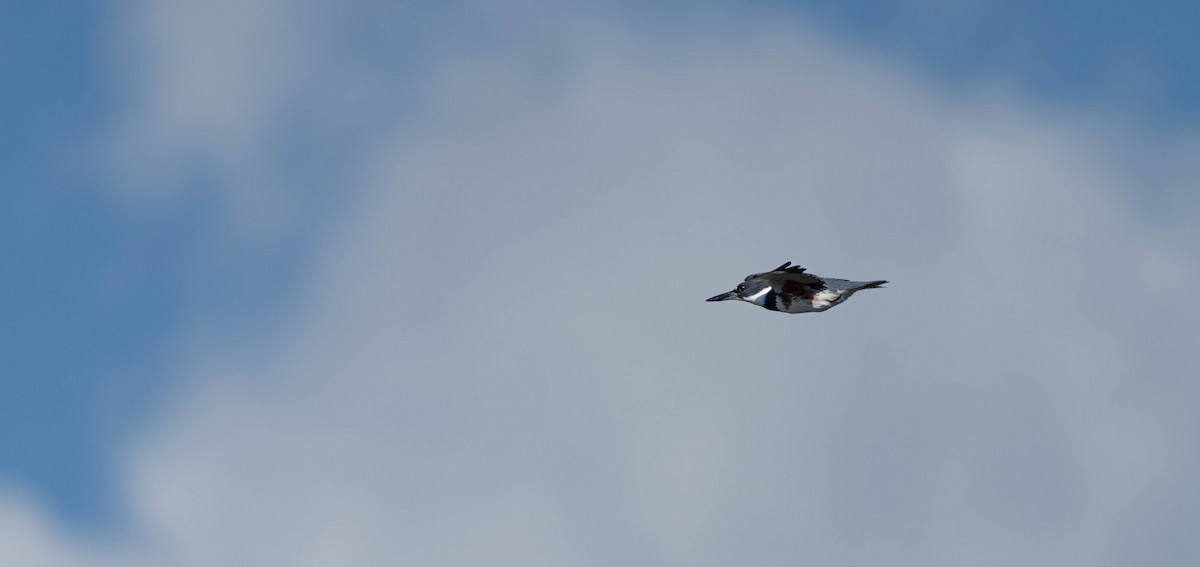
xmin=776 ymin=275 xmax=824 ymax=300
xmin=746 ymin=261 xmax=811 ymax=281
xmin=742 ymin=262 xmax=827 ymax=306
xmin=749 ymin=261 xmax=825 ymax=287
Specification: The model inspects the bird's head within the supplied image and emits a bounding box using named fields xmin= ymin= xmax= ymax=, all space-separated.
xmin=706 ymin=277 xmax=773 ymax=306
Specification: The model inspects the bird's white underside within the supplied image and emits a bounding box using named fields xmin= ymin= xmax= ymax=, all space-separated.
xmin=811 ymin=289 xmax=841 ymax=310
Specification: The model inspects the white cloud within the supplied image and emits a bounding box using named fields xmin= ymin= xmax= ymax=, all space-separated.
xmin=16 ymin=1 xmax=1200 ymax=565
xmin=101 ymin=0 xmax=398 ymax=238
xmin=0 ymin=493 xmax=75 ymax=566
xmin=0 ymin=490 xmax=119 ymax=567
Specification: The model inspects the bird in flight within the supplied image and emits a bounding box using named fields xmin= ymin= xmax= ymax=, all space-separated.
xmin=706 ymin=261 xmax=887 ymax=313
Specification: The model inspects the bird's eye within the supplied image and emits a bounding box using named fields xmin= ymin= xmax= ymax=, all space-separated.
xmin=736 ymin=284 xmax=746 ymax=293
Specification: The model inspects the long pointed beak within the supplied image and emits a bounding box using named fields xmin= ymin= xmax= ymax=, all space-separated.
xmin=706 ymin=290 xmax=737 ymax=302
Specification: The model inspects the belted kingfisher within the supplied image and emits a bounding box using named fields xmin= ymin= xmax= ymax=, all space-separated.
xmin=706 ymin=262 xmax=887 ymax=313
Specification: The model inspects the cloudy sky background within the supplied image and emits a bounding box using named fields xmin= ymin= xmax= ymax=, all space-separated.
xmin=3 ymin=0 xmax=1199 ymax=564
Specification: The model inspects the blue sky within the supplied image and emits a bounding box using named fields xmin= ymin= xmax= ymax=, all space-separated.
xmin=775 ymin=1 xmax=1200 ymax=124
xmin=2 ymin=1 xmax=323 ymax=527
xmin=3 ymin=1 xmax=138 ymax=525
xmin=2 ymin=1 xmax=1199 ymax=564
